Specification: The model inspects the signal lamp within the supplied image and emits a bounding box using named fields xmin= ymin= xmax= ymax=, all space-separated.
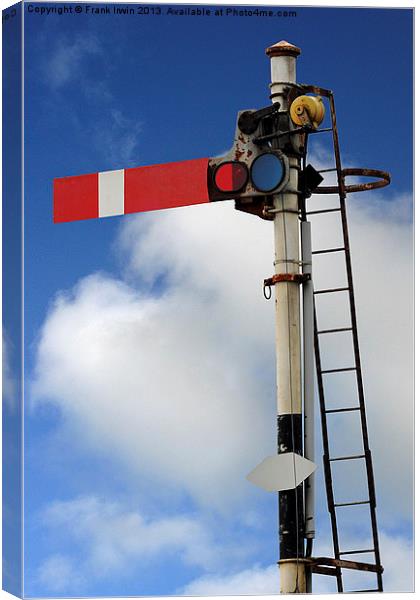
xmin=214 ymin=161 xmax=248 ymax=193
xmin=250 ymin=152 xmax=285 ymax=193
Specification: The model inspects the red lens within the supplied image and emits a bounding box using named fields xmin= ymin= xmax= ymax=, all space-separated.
xmin=214 ymin=162 xmax=248 ymax=193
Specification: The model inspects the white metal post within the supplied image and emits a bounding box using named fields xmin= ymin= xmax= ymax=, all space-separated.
xmin=302 ymin=219 xmax=315 ymax=593
xmin=266 ymin=41 xmax=306 ymax=594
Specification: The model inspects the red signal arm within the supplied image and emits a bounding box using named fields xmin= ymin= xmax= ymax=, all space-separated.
xmin=53 ymin=158 xmax=210 ymax=223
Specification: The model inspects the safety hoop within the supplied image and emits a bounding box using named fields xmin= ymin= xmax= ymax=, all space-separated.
xmin=313 ymin=168 xmax=390 ymax=195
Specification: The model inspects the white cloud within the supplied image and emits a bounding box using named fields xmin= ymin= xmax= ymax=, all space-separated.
xmin=36 ymin=495 xmax=251 ymax=593
xmin=32 ymin=190 xmax=412 ymax=537
xmin=180 ymin=529 xmax=413 ymax=595
xmin=37 ymin=554 xmax=83 ymax=593
xmin=379 ymin=530 xmax=414 ymax=592
xmin=181 ymin=563 xmax=278 ymax=596
xmin=32 ymin=205 xmax=276 ymax=512
xmin=2 ymin=334 xmax=17 ymax=412
xmin=313 ymin=528 xmax=414 ymax=593
xmin=44 ymin=34 xmax=102 ymax=90
xmin=308 ymin=192 xmax=413 ymax=523
xmin=347 ymin=193 xmax=413 ymax=521
xmin=94 ymin=109 xmax=143 ymax=167
xmin=41 ymin=34 xmax=142 ymax=166
xmin=42 ymin=496 xmax=215 ymax=571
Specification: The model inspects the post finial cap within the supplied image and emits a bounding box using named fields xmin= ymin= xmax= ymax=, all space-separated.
xmin=266 ymin=40 xmax=301 ymax=58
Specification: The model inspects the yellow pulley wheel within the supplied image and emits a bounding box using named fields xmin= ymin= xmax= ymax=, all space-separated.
xmin=290 ymin=95 xmax=325 ymax=129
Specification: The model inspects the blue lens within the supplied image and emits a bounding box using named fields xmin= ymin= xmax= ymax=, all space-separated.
xmin=250 ymin=153 xmax=284 ymax=192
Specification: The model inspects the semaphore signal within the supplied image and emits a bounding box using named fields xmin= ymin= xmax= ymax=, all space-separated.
xmin=53 ymin=40 xmax=390 ymax=594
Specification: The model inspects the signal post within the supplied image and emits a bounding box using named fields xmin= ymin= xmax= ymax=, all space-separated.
xmin=268 ymin=41 xmax=306 ymax=593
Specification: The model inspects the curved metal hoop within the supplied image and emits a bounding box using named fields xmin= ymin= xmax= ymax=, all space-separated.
xmin=314 ymin=168 xmax=391 ymax=195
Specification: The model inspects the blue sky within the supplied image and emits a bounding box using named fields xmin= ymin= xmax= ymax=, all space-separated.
xmin=6 ymin=2 xmax=413 ymax=597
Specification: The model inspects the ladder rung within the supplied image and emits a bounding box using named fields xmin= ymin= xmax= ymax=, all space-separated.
xmin=306 ymin=208 xmax=341 ymax=215
xmin=339 ymin=549 xmax=375 ymax=556
xmin=334 ymin=500 xmax=370 ymax=507
xmin=317 ymin=327 xmax=353 ymax=335
xmin=346 ymin=590 xmax=380 ymax=593
xmin=314 ymin=286 xmax=349 ymax=295
xmin=312 ymin=247 xmax=345 ymax=255
xmin=321 ymin=367 xmax=356 ymax=374
xmin=325 ymin=406 xmax=360 ymax=414
xmin=318 ymin=168 xmax=338 ymax=173
xmin=330 ymin=454 xmax=365 ymax=462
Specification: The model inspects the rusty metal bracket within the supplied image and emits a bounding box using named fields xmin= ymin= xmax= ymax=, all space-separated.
xmin=263 ymin=272 xmax=310 ymax=299
xmin=308 ymin=556 xmax=384 ymax=575
xmin=314 ymin=168 xmax=391 ymax=195
xmin=265 ymin=273 xmax=311 ymax=286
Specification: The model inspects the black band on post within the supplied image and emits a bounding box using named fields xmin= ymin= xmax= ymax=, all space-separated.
xmin=277 ymin=413 xmax=305 ymax=559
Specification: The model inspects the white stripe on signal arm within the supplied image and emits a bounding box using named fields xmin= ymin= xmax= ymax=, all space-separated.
xmin=98 ymin=169 xmax=125 ymax=217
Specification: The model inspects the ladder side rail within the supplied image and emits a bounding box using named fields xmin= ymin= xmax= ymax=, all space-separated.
xmin=328 ymin=93 xmax=383 ymax=592
xmin=313 ymin=311 xmax=343 ymax=592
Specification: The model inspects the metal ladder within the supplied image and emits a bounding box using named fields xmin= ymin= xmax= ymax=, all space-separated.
xmin=302 ymin=86 xmax=384 ymax=592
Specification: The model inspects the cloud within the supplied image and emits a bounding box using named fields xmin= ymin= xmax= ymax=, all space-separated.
xmin=42 ymin=496 xmax=215 ymax=571
xmin=93 ymin=109 xmax=143 ymax=167
xmin=379 ymin=530 xmax=414 ymax=592
xmin=44 ymin=34 xmax=102 ymax=90
xmin=32 ymin=193 xmax=413 ymax=518
xmin=308 ymin=191 xmax=413 ymax=523
xmin=40 ymin=33 xmax=142 ymax=166
xmin=347 ymin=194 xmax=413 ymax=521
xmin=37 ymin=554 xmax=83 ymax=593
xmin=32 ymin=189 xmax=413 ymax=590
xmin=35 ymin=193 xmax=412 ymax=514
xmin=32 ymin=205 xmax=275 ymax=512
xmin=181 ymin=563 xmax=278 ymax=596
xmin=2 ymin=334 xmax=17 ymax=412
xmin=311 ymin=528 xmax=414 ymax=593
xmin=35 ymin=495 xmax=250 ymax=593
xmin=180 ymin=529 xmax=413 ymax=595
